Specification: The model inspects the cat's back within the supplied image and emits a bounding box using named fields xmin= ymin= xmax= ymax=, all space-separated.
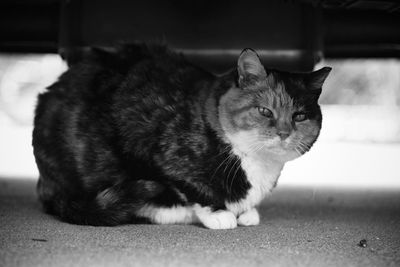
xmin=34 ymin=44 xmax=192 ymax=126
xmin=45 ymin=44 xmax=211 ymax=101
xmin=33 ymin=44 xmax=214 ymax=161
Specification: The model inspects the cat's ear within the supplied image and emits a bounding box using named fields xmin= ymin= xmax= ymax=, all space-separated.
xmin=237 ymin=48 xmax=267 ymax=87
xmin=305 ymin=67 xmax=332 ymax=91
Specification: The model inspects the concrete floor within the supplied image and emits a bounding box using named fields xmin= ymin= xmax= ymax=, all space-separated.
xmin=0 ymin=178 xmax=399 ymax=267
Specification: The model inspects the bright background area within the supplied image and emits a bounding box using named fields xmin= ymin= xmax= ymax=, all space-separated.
xmin=0 ymin=55 xmax=399 ymax=189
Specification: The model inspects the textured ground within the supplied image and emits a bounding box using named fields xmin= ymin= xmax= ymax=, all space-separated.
xmin=0 ymin=178 xmax=399 ymax=267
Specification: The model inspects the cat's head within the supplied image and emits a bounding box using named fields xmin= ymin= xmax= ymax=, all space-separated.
xmin=218 ymin=48 xmax=331 ymax=162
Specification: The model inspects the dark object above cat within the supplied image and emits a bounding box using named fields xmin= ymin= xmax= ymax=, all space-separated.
xmin=33 ymin=44 xmax=331 ymax=229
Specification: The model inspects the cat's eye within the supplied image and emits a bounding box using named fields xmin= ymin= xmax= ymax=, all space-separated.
xmin=293 ymin=112 xmax=307 ymax=122
xmin=257 ymin=107 xmax=273 ymax=118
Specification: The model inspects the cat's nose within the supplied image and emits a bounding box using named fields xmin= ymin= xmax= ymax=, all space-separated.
xmin=278 ymin=131 xmax=290 ymax=140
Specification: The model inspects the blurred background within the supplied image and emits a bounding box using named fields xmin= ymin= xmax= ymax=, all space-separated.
xmin=0 ymin=0 xmax=399 ymax=188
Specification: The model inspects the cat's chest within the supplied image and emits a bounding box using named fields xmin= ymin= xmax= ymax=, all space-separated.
xmin=225 ymin=153 xmax=283 ymax=216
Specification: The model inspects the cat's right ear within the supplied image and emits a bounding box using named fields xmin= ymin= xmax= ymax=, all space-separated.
xmin=237 ymin=48 xmax=267 ymax=88
xmin=305 ymin=67 xmax=332 ymax=90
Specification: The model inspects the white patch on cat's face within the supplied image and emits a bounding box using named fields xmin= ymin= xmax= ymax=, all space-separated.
xmin=225 ymin=130 xmax=299 ymax=162
xmin=136 ymin=205 xmax=195 ymax=225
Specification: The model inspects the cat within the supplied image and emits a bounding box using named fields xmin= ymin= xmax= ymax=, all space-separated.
xmin=33 ymin=44 xmax=331 ymax=229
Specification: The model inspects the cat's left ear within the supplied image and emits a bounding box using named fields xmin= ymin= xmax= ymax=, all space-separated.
xmin=237 ymin=48 xmax=267 ymax=88
xmin=305 ymin=67 xmax=332 ymax=91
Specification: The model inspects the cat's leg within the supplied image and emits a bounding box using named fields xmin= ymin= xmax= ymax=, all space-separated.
xmin=237 ymin=207 xmax=260 ymax=226
xmin=136 ymin=204 xmax=197 ymax=225
xmin=193 ymin=205 xmax=237 ymax=229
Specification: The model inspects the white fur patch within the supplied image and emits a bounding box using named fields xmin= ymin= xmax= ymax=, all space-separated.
xmin=193 ymin=205 xmax=237 ymax=230
xmin=136 ymin=205 xmax=196 ymax=225
xmin=237 ymin=208 xmax=260 ymax=226
xmin=137 ymin=204 xmax=238 ymax=229
xmin=224 ymin=131 xmax=286 ymax=216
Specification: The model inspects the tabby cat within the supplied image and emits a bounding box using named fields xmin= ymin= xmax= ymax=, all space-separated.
xmin=33 ymin=44 xmax=331 ymax=229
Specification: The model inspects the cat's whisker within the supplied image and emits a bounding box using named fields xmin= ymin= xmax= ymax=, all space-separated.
xmin=294 ymin=147 xmax=302 ymax=156
xmin=228 ymin=157 xmax=242 ymax=194
xmin=212 ymin=146 xmax=232 ymax=158
xmin=245 ymin=140 xmax=265 ymax=151
xmin=230 ymin=160 xmax=242 ymax=194
xmin=298 ymin=141 xmax=311 ymax=153
xmin=223 ymin=153 xmax=238 ymax=175
xmin=298 ymin=146 xmax=306 ymax=154
xmin=296 ymin=141 xmax=311 ymax=155
xmin=254 ymin=143 xmax=266 ymax=153
xmin=304 ymin=144 xmax=311 ymax=151
xmin=247 ymin=142 xmax=266 ymax=155
xmin=232 ymin=160 xmax=243 ymax=182
xmin=227 ymin=156 xmax=241 ymax=178
xmin=211 ymin=153 xmax=236 ymax=181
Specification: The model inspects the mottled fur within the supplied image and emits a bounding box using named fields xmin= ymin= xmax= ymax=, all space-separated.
xmin=33 ymin=44 xmax=331 ymax=229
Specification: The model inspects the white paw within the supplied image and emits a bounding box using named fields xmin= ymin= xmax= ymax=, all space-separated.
xmin=194 ymin=205 xmax=237 ymax=230
xmin=237 ymin=208 xmax=260 ymax=226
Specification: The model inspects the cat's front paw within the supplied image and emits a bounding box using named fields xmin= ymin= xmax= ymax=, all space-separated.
xmin=194 ymin=205 xmax=237 ymax=230
xmin=202 ymin=210 xmax=238 ymax=230
xmin=237 ymin=208 xmax=260 ymax=226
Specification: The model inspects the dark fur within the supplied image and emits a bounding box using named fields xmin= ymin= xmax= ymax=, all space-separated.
xmin=33 ymin=44 xmax=329 ymax=226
